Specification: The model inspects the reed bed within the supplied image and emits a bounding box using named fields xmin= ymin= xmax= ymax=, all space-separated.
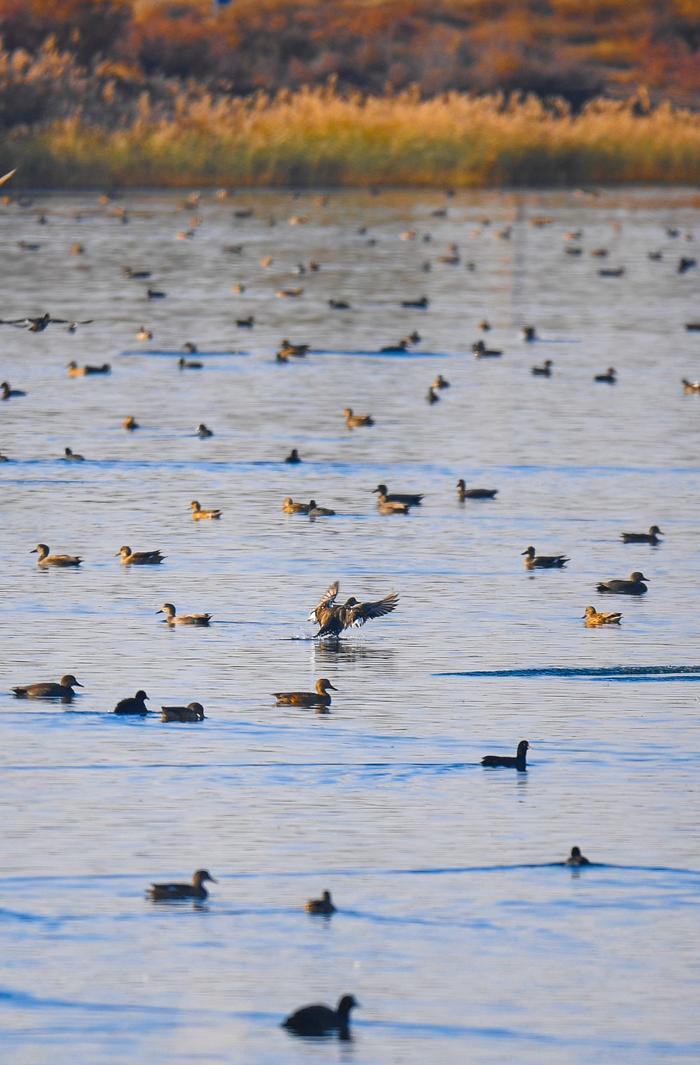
xmin=5 ymin=76 xmax=700 ymax=188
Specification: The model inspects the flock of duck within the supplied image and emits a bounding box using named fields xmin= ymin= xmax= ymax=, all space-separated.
xmin=1 ymin=179 xmax=692 ymax=1041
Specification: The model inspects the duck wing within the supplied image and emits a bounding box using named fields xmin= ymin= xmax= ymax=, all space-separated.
xmin=307 ymin=580 xmax=339 ymax=622
xmin=346 ymin=591 xmax=399 ymax=628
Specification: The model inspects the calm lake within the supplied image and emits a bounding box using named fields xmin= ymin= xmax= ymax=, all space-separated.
xmin=1 ymin=187 xmax=699 ymax=1064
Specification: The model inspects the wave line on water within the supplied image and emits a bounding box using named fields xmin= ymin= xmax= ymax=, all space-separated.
xmin=437 ymin=665 xmax=700 ymax=679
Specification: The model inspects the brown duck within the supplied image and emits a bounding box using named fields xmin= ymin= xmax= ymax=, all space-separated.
xmin=12 ymin=674 xmax=83 ymax=699
xmin=273 ymin=678 xmax=337 ymax=708
xmin=117 ymin=546 xmax=165 ymax=565
xmin=304 ymin=889 xmax=337 ymax=914
xmin=147 ymin=869 xmax=216 ymax=901
xmin=343 ymin=407 xmax=374 ymax=428
xmin=457 ymin=480 xmax=498 ymax=500
xmin=157 ymin=603 xmax=211 ymax=626
xmin=190 ymin=500 xmax=222 ymax=520
xmin=308 ymin=580 xmax=399 ymax=638
xmin=32 ymin=543 xmax=82 ymax=567
xmin=282 ymin=497 xmax=310 ymax=514
xmin=160 ymin=702 xmax=206 ymax=722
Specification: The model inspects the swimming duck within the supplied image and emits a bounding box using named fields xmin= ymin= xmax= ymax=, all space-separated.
xmin=426 ymin=385 xmax=440 ymax=404
xmin=114 ymin=690 xmax=150 ymax=714
xmin=621 ymin=525 xmax=663 ymax=544
xmin=478 ymin=319 xmax=491 ymax=331
xmin=196 ymin=424 xmax=213 ymax=438
xmin=432 ymin=374 xmax=450 ymax=389
xmin=67 ymin=361 xmax=110 ymax=376
xmin=472 ymin=340 xmax=502 ymax=358
xmin=565 ymin=846 xmax=590 ymax=866
xmin=160 ymin=702 xmax=206 ymax=722
xmin=282 ymin=497 xmax=310 ymax=514
xmin=122 ymin=415 xmax=138 ymax=430
xmin=136 ymin=326 xmax=153 ymax=341
xmin=308 ymin=580 xmax=399 ymax=638
xmin=373 ymin=484 xmax=423 ymax=506
xmin=273 ymin=678 xmax=337 ymax=708
xmin=124 ymin=267 xmax=151 ymax=280
xmin=157 ymin=603 xmax=211 ymax=626
xmin=456 ymin=480 xmax=498 ymax=500
xmin=182 ymin=342 xmax=198 ymax=353
xmin=481 ymin=740 xmax=529 ymax=770
xmin=304 ymin=889 xmax=337 ymax=914
xmin=531 ymin=359 xmax=552 ymax=376
xmin=404 ymin=331 xmax=421 ymax=344
xmin=117 ymin=546 xmax=165 ymax=565
xmin=282 ymin=995 xmax=358 ymax=1038
xmin=275 ymin=288 xmax=303 ymax=298
xmin=437 ymin=243 xmax=460 ymax=265
xmin=63 ymin=447 xmax=84 ymax=461
xmin=32 ymin=543 xmax=82 ymax=567
xmin=596 ymin=571 xmax=649 ymax=595
xmin=401 ymin=296 xmax=429 ymax=309
xmin=179 ymin=356 xmax=203 ymax=370
xmin=583 ymin=605 xmax=622 ymax=626
xmin=308 ymin=500 xmax=336 ymax=517
xmin=236 ymin=314 xmax=254 ymax=327
xmin=522 ymin=546 xmax=569 ymax=569
xmin=598 ymin=267 xmax=625 ymax=278
xmin=379 ymin=339 xmax=408 ymax=353
xmin=1 ymin=381 xmax=26 ymax=399
xmin=147 ymin=287 xmax=166 ymax=299
xmin=190 ymin=500 xmax=221 ymax=520
xmin=12 ymin=674 xmax=83 ymax=699
xmin=279 ymin=339 xmax=309 ymax=358
xmin=377 ymin=496 xmax=411 ymax=514
xmin=329 ymin=299 xmax=351 ymax=310
xmin=682 ymin=378 xmax=700 ymax=393
xmin=147 ymin=869 xmax=216 ymax=900
xmin=595 ymin=367 xmax=616 ymax=383
xmin=284 ymin=448 xmax=302 ymax=464
xmin=343 ymin=408 xmax=374 ymax=428
xmin=521 ymin=325 xmax=537 ymax=341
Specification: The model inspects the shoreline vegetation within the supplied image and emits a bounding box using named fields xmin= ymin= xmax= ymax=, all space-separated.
xmin=6 ymin=82 xmax=700 ymax=189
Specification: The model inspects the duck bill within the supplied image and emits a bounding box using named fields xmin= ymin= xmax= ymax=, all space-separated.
xmin=155 ymin=609 xmax=163 ymax=614
xmin=74 ymin=681 xmax=84 ymax=687
xmin=327 ymin=683 xmax=338 ymax=690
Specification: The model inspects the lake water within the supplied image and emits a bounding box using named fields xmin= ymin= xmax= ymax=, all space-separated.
xmin=1 ymin=187 xmax=699 ymax=1064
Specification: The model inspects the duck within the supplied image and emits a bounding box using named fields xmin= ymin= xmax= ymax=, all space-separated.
xmin=67 ymin=361 xmax=110 ymax=376
xmin=522 ymin=546 xmax=569 ymax=568
xmin=478 ymin=319 xmax=491 ymax=331
xmin=308 ymin=580 xmax=399 ymax=638
xmin=273 ymin=678 xmax=337 ymax=708
xmin=284 ymin=448 xmax=302 ymax=464
xmin=160 ymin=702 xmax=206 ymax=722
xmin=432 ymin=374 xmax=450 ymax=389
xmin=136 ymin=326 xmax=153 ymax=341
xmin=373 ymin=484 xmax=423 ymax=506
xmin=583 ymin=605 xmax=622 ymax=626
xmin=621 ymin=525 xmax=663 ymax=544
xmin=400 ymin=296 xmax=429 ymax=309
xmin=437 ymin=242 xmax=460 ymax=265
xmin=329 ymin=299 xmax=351 ymax=310
xmin=282 ymin=497 xmax=310 ymax=514
xmin=304 ymin=889 xmax=337 ymax=914
xmin=377 ymin=497 xmax=411 ymax=514
xmin=279 ymin=339 xmax=309 ymax=358
xmin=404 ymin=331 xmax=421 ymax=344
xmin=178 ymin=356 xmax=203 ymax=369
xmin=12 ymin=674 xmax=83 ymax=699
xmin=343 ymin=407 xmax=374 ymax=428
xmin=565 ymin=846 xmax=590 ymax=866
xmin=595 ymin=367 xmax=616 ymax=383
xmin=32 ymin=543 xmax=82 ymax=567
xmin=1 ymin=381 xmax=27 ymax=399
xmin=190 ymin=500 xmax=222 ymax=520
xmin=113 ymin=690 xmax=150 ymax=714
xmin=147 ymin=869 xmax=216 ymax=901
xmin=124 ymin=267 xmax=152 ymax=280
xmin=236 ymin=315 xmax=254 ymax=327
xmin=682 ymin=378 xmax=700 ymax=393
xmin=157 ymin=603 xmax=211 ymax=626
xmin=196 ymin=423 xmax=213 ymax=438
xmin=481 ymin=740 xmax=529 ymax=770
xmin=596 ymin=571 xmax=649 ymax=595
xmin=379 ymin=339 xmax=408 ymax=353
xmin=426 ymin=385 xmax=440 ymax=404
xmin=122 ymin=415 xmax=138 ymax=430
xmin=146 ymin=287 xmax=166 ymax=299
xmin=308 ymin=500 xmax=336 ymax=517
xmin=182 ymin=341 xmax=198 ymax=353
xmin=117 ymin=545 xmax=165 ymax=565
xmin=457 ymin=480 xmax=498 ymax=500
xmin=63 ymin=447 xmax=84 ymax=461
xmin=472 ymin=340 xmax=502 ymax=358
xmin=0 ymin=313 xmax=92 ymax=333
xmin=531 ymin=359 xmax=552 ymax=376
xmin=521 ymin=325 xmax=537 ymax=341
xmin=275 ymin=288 xmax=303 ymax=298
xmin=282 ymin=994 xmax=358 ymax=1038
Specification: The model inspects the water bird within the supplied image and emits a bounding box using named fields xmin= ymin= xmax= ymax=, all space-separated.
xmin=583 ymin=606 xmax=622 ymax=627
xmin=682 ymin=378 xmax=700 ymax=393
xmin=196 ymin=424 xmax=213 ymax=438
xmin=596 ymin=571 xmax=649 ymax=595
xmin=278 ymin=339 xmax=308 ymax=358
xmin=472 ymin=340 xmax=502 ymax=358
xmin=123 ymin=267 xmax=151 ymax=279
xmin=273 ymin=678 xmax=337 ymax=708
xmin=283 ymin=497 xmax=311 ymax=514
xmin=275 ymin=288 xmax=303 ymax=298
xmin=598 ymin=267 xmax=625 ymax=277
xmin=147 ymin=869 xmax=216 ymax=900
xmin=426 ymin=385 xmax=440 ymax=404
xmin=32 ymin=543 xmax=82 ymax=567
xmin=531 ymin=359 xmax=552 ymax=376
xmin=136 ymin=326 xmax=153 ymax=341
xmin=147 ymin=287 xmax=166 ymax=299
xmin=404 ymin=331 xmax=421 ymax=344
xmin=401 ymin=296 xmax=429 ymax=308
xmin=190 ymin=500 xmax=221 ymax=520
xmin=478 ymin=319 xmax=491 ymax=331
xmin=685 ymin=322 xmax=700 ymax=331
xmin=344 ymin=408 xmax=374 ymax=428
xmin=649 ymin=251 xmax=663 ymax=261
xmin=621 ymin=525 xmax=663 ymax=544
xmin=522 ymin=546 xmax=569 ymax=568
xmin=594 ymin=367 xmax=616 ymax=383
xmin=114 ymin=690 xmax=150 ymax=714
xmin=0 ymin=313 xmax=93 ymax=332
xmin=17 ymin=241 xmax=41 ymax=251
xmin=157 ymin=603 xmax=211 ymax=627
xmin=308 ymin=500 xmax=336 ymax=517
xmin=63 ymin=447 xmax=84 ymax=461
xmin=377 ymin=497 xmax=410 ymax=514
xmin=12 ymin=674 xmax=82 ymax=699
xmin=304 ymin=890 xmax=336 ymax=914
xmin=521 ymin=325 xmax=537 ymax=341
xmin=1 ymin=381 xmax=26 ymax=399
xmin=329 ymin=299 xmax=351 ymax=310
xmin=373 ymin=484 xmax=423 ymax=506
xmin=67 ymin=361 xmax=110 ymax=376
xmin=432 ymin=374 xmax=450 ymax=389
xmin=565 ymin=846 xmax=590 ymax=866
xmin=117 ymin=546 xmax=165 ymax=565
xmin=481 ymin=740 xmax=529 ymax=770
xmin=308 ymin=580 xmax=399 ymax=638
xmin=456 ymin=481 xmax=497 ymax=500
xmin=236 ymin=315 xmax=254 ymax=327
xmin=379 ymin=339 xmax=408 ymax=353
xmin=678 ymin=256 xmax=696 ymax=274
xmin=160 ymin=702 xmax=206 ymax=722
xmin=122 ymin=415 xmax=138 ymax=430
xmin=284 ymin=448 xmax=302 ymax=464
xmin=282 ymin=995 xmax=358 ymax=1038
xmin=437 ymin=243 xmax=460 ymax=264
xmin=178 ymin=356 xmax=203 ymax=369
